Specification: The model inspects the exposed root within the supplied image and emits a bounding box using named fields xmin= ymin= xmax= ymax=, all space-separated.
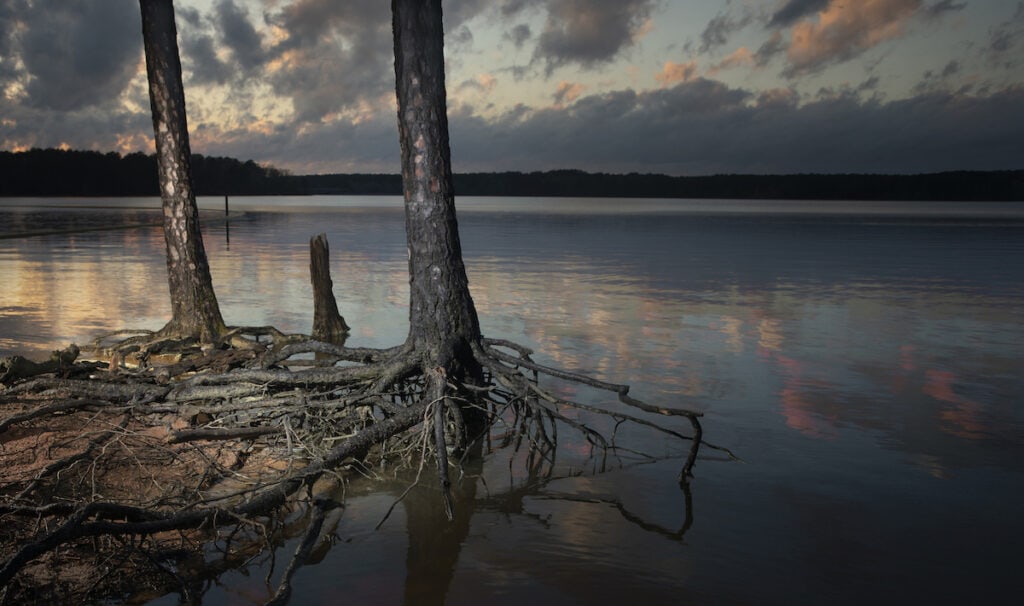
xmin=0 ymin=332 xmax=718 ymax=602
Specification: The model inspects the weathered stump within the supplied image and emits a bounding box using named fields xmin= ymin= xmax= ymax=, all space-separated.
xmin=310 ymin=233 xmax=350 ymax=344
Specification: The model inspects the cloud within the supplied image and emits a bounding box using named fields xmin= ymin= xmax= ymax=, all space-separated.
xmin=3 ymin=0 xmax=1022 ymax=180
xmin=700 ymin=8 xmax=753 ymax=52
xmin=214 ymin=0 xmax=266 ymax=73
xmin=189 ymin=109 xmax=399 ymax=175
xmin=0 ymin=97 xmax=152 ymax=155
xmin=768 ymin=0 xmax=831 ymax=28
xmin=987 ymin=2 xmax=1024 ymax=67
xmin=443 ymin=0 xmax=489 ymax=24
xmin=534 ymin=0 xmax=655 ymax=74
xmin=0 ymin=1 xmax=27 ymax=84
xmin=709 ymin=47 xmax=756 ymax=75
xmin=654 ymin=61 xmax=698 ymax=86
xmin=458 ymin=73 xmax=498 ymax=94
xmin=0 ymin=1 xmax=25 ymax=53
xmin=445 ymin=79 xmax=1024 ymax=176
xmin=755 ymin=30 xmax=787 ymax=65
xmin=783 ymin=0 xmax=922 ymax=76
xmin=497 ymin=0 xmax=547 ymax=18
xmin=263 ymin=1 xmax=393 ymax=123
xmin=506 ymin=23 xmax=533 ymax=49
xmin=179 ymin=20 xmax=233 ymax=86
xmin=552 ymin=80 xmax=585 ymax=106
xmin=14 ymin=0 xmax=140 ymax=112
xmin=922 ymin=0 xmax=967 ymax=19
xmin=478 ymin=73 xmax=498 ymax=92
xmin=912 ymin=59 xmax=962 ymax=94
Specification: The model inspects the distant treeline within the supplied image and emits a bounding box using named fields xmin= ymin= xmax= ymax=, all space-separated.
xmin=0 ymin=148 xmax=291 ymax=197
xmin=2 ymin=148 xmax=1022 ymax=201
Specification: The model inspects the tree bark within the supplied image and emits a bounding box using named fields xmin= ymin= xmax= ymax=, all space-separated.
xmin=392 ymin=0 xmax=482 ymax=381
xmin=310 ymin=233 xmax=350 ymax=344
xmin=140 ymin=0 xmax=225 ymax=343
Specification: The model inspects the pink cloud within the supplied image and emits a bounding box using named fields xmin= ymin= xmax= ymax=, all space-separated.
xmin=709 ymin=47 xmax=756 ymax=75
xmin=655 ymin=60 xmax=699 ymax=86
xmin=553 ymin=80 xmax=586 ymax=106
xmin=784 ymin=0 xmax=922 ymax=75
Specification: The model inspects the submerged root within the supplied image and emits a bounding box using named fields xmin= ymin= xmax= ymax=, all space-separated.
xmin=0 ymin=333 xmax=722 ymax=602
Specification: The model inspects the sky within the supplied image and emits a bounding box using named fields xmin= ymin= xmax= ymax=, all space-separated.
xmin=1 ymin=0 xmax=1023 ymax=176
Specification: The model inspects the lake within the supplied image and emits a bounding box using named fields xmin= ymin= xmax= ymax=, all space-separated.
xmin=2 ymin=196 xmax=1023 ymax=604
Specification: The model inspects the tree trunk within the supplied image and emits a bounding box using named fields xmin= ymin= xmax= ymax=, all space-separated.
xmin=310 ymin=233 xmax=350 ymax=344
xmin=140 ymin=0 xmax=225 ymax=343
xmin=392 ymin=0 xmax=482 ymax=381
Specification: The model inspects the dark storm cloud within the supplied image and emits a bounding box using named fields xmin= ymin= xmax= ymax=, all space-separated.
xmin=534 ymin=0 xmax=655 ymax=74
xmin=0 ymin=1 xmax=26 ymax=55
xmin=444 ymin=80 xmax=1024 ymax=175
xmin=15 ymin=0 xmax=139 ymax=112
xmin=263 ymin=0 xmax=393 ymax=123
xmin=0 ymin=96 xmax=152 ymax=152
xmin=768 ymin=0 xmax=831 ymax=28
xmin=215 ymin=0 xmax=266 ymax=73
xmin=175 ymin=4 xmax=249 ymax=87
xmin=192 ymin=110 xmax=399 ymax=175
xmin=0 ymin=1 xmax=27 ymax=84
xmin=180 ymin=29 xmax=233 ymax=86
xmin=267 ymin=0 xmax=394 ymax=54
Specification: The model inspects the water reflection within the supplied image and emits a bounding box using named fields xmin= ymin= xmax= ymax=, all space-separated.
xmin=402 ymin=449 xmax=482 ymax=606
xmin=3 ymin=197 xmax=1024 ymax=604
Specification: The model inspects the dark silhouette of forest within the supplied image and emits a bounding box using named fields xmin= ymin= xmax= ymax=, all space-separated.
xmin=0 ymin=148 xmax=291 ymax=196
xmin=1 ymin=148 xmax=1021 ymax=201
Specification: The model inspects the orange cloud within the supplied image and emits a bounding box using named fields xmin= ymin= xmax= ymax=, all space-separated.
xmin=553 ymin=80 xmax=586 ymax=106
xmin=654 ymin=60 xmax=699 ymax=86
xmin=785 ymin=0 xmax=921 ymax=74
xmin=709 ymin=47 xmax=756 ymax=75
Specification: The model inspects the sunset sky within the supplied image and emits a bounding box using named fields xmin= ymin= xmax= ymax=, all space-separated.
xmin=2 ymin=0 xmax=1023 ymax=175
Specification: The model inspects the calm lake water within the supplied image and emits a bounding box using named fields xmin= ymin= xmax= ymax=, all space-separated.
xmin=2 ymin=196 xmax=1024 ymax=605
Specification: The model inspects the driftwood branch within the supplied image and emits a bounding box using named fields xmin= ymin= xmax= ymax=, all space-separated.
xmin=0 ymin=344 xmax=81 ymax=385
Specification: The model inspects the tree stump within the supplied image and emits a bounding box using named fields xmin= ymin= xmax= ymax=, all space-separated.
xmin=310 ymin=233 xmax=350 ymax=344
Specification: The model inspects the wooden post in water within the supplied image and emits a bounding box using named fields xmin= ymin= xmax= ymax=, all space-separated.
xmin=224 ymin=194 xmax=231 ymax=246
xmin=310 ymin=233 xmax=350 ymax=345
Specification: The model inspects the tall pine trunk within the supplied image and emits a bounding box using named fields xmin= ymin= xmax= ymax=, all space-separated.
xmin=140 ymin=0 xmax=225 ymax=343
xmin=392 ymin=0 xmax=481 ymax=381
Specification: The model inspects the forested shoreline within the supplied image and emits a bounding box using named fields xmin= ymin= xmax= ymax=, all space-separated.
xmin=1 ymin=147 xmax=1021 ymax=201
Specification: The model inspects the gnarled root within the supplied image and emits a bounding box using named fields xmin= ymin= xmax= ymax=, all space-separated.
xmin=0 ymin=333 xmax=723 ymax=602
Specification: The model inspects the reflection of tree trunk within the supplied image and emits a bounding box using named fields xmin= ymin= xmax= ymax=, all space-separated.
xmin=403 ymin=445 xmax=482 ymax=605
xmin=139 ymin=0 xmax=225 ymax=343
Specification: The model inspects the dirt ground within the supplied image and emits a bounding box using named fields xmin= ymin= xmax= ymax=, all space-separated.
xmin=0 ymin=395 xmax=312 ymax=603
